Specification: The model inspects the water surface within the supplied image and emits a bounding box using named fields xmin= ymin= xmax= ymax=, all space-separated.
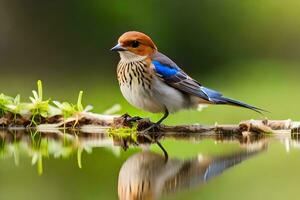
xmin=0 ymin=129 xmax=299 ymax=200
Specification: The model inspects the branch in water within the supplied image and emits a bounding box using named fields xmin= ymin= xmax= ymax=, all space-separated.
xmin=1 ymin=112 xmax=299 ymax=135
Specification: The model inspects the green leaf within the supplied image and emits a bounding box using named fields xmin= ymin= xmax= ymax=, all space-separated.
xmin=37 ymin=80 xmax=43 ymax=101
xmin=77 ymin=91 xmax=84 ymax=112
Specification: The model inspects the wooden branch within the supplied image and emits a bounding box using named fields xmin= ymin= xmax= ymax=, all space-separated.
xmin=111 ymin=114 xmax=300 ymax=135
xmin=1 ymin=112 xmax=299 ymax=135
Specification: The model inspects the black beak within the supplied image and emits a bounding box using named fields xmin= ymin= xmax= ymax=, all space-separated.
xmin=110 ymin=43 xmax=126 ymax=52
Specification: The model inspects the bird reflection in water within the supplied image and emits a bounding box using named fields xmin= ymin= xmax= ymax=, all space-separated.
xmin=118 ymin=146 xmax=266 ymax=200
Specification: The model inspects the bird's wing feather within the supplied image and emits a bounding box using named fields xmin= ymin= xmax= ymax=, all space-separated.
xmin=151 ymin=52 xmax=210 ymax=101
xmin=152 ymin=52 xmax=265 ymax=113
xmin=151 ymin=52 xmax=266 ymax=113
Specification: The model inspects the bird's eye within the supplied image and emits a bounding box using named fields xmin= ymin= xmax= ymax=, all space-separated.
xmin=131 ymin=40 xmax=140 ymax=48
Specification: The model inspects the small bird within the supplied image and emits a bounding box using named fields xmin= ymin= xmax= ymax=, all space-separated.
xmin=118 ymin=148 xmax=265 ymax=200
xmin=111 ymin=31 xmax=264 ymax=129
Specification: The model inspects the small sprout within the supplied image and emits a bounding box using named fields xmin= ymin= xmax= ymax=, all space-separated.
xmin=28 ymin=80 xmax=50 ymax=125
xmin=0 ymin=80 xmax=96 ymax=126
xmin=0 ymin=93 xmax=14 ymax=117
xmin=53 ymin=91 xmax=92 ymax=119
xmin=77 ymin=91 xmax=84 ymax=112
xmin=53 ymin=101 xmax=76 ymax=118
xmin=6 ymin=95 xmax=29 ymax=119
xmin=38 ymin=80 xmax=43 ymax=101
xmin=14 ymin=94 xmax=20 ymax=105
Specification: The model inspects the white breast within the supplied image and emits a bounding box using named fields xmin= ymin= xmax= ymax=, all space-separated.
xmin=120 ymin=81 xmax=165 ymax=113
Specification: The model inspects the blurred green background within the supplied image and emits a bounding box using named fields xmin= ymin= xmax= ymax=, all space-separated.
xmin=0 ymin=1 xmax=300 ymax=200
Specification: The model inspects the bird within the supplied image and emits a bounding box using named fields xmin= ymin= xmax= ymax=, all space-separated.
xmin=111 ymin=31 xmax=265 ymax=130
xmin=118 ymin=148 xmax=265 ymax=200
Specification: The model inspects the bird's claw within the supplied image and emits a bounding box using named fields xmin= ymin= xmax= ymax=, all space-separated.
xmin=127 ymin=116 xmax=143 ymax=122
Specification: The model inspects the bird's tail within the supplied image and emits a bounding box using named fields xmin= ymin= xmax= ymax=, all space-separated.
xmin=200 ymin=87 xmax=267 ymax=114
xmin=211 ymin=96 xmax=266 ymax=114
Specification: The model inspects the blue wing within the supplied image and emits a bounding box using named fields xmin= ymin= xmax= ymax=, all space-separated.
xmin=151 ymin=52 xmax=210 ymax=101
xmin=151 ymin=52 xmax=266 ymax=113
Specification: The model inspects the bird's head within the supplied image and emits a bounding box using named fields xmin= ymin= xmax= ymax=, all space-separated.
xmin=111 ymin=31 xmax=157 ymax=62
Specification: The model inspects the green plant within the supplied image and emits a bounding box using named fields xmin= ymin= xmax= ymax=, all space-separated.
xmin=108 ymin=123 xmax=138 ymax=142
xmin=0 ymin=80 xmax=99 ymax=127
xmin=53 ymin=101 xmax=77 ymax=119
xmin=53 ymin=90 xmax=91 ymax=119
xmin=28 ymin=80 xmax=50 ymax=125
xmin=0 ymin=93 xmax=14 ymax=117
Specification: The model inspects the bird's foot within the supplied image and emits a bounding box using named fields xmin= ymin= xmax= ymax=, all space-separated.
xmin=127 ymin=116 xmax=143 ymax=122
xmin=120 ymin=113 xmax=143 ymax=123
xmin=118 ymin=113 xmax=144 ymax=128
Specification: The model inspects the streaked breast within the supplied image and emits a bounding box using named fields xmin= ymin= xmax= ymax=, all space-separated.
xmin=117 ymin=61 xmax=165 ymax=113
xmin=117 ymin=60 xmax=152 ymax=90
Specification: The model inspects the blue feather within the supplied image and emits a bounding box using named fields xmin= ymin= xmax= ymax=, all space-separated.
xmin=201 ymin=87 xmax=222 ymax=99
xmin=151 ymin=52 xmax=266 ymax=114
xmin=152 ymin=60 xmax=179 ymax=78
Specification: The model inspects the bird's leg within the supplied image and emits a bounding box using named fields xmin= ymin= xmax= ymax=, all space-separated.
xmin=156 ymin=109 xmax=169 ymax=125
xmin=140 ymin=109 xmax=169 ymax=133
xmin=139 ymin=109 xmax=169 ymax=161
xmin=156 ymin=141 xmax=169 ymax=161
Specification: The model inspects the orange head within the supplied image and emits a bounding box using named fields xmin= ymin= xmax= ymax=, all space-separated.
xmin=111 ymin=31 xmax=157 ymax=58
